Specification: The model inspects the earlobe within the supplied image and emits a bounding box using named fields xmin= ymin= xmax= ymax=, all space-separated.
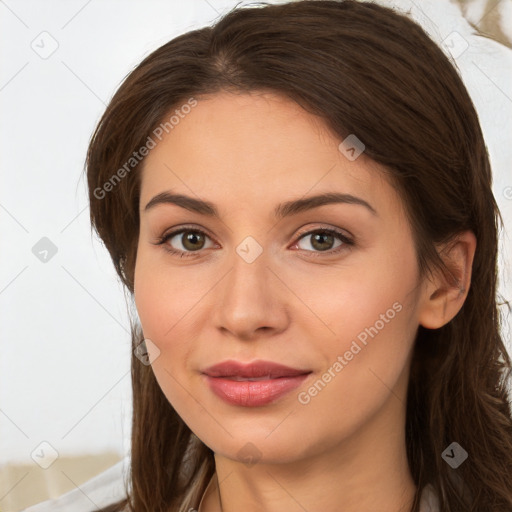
xmin=418 ymin=231 xmax=477 ymax=330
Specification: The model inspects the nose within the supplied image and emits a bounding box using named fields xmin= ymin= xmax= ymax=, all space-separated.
xmin=212 ymin=243 xmax=289 ymax=341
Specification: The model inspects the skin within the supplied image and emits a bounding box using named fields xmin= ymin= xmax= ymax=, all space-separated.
xmin=133 ymin=91 xmax=476 ymax=512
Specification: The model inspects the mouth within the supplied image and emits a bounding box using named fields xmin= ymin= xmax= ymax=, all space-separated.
xmin=220 ymin=375 xmax=277 ymax=381
xmin=202 ymin=359 xmax=311 ymax=379
xmin=201 ymin=360 xmax=312 ymax=407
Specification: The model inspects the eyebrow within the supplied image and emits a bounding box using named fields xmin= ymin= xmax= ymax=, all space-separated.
xmin=143 ymin=191 xmax=378 ymax=218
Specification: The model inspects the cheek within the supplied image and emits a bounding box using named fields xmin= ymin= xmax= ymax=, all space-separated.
xmin=133 ymin=253 xmax=212 ymax=396
xmin=299 ymin=241 xmax=419 ymax=398
xmin=293 ymin=283 xmax=417 ymax=447
xmin=291 ymin=240 xmax=417 ymax=349
xmin=133 ymin=248 xmax=205 ymax=342
xmin=133 ymin=265 xmax=194 ymax=413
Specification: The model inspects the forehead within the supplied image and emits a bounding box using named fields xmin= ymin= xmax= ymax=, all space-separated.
xmin=139 ymin=91 xmax=398 ymax=220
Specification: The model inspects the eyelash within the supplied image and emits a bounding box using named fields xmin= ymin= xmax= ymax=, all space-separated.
xmin=153 ymin=225 xmax=354 ymax=259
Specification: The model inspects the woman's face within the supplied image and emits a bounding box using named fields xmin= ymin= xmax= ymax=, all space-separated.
xmin=134 ymin=91 xmax=425 ymax=465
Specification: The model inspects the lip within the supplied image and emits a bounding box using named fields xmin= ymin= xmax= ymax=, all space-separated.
xmin=201 ymin=360 xmax=312 ymax=407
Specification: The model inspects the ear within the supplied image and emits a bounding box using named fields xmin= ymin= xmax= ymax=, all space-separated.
xmin=418 ymin=231 xmax=477 ymax=329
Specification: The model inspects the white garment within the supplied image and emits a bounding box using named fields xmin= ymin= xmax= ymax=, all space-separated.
xmin=24 ymin=456 xmax=440 ymax=512
xmin=23 ymin=457 xmax=130 ymax=512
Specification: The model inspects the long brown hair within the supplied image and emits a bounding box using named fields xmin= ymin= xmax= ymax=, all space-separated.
xmin=85 ymin=1 xmax=512 ymax=510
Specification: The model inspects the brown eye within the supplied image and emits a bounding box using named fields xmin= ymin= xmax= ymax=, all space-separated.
xmin=156 ymin=228 xmax=215 ymax=257
xmin=180 ymin=231 xmax=206 ymax=251
xmin=296 ymin=229 xmax=351 ymax=253
xmin=310 ymin=232 xmax=336 ymax=251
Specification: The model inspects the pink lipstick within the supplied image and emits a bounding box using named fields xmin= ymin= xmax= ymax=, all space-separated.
xmin=202 ymin=360 xmax=312 ymax=407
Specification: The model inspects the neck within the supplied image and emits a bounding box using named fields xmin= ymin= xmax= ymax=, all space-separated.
xmin=199 ymin=393 xmax=416 ymax=512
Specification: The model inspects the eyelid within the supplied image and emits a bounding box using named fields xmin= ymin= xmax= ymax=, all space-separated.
xmin=292 ymin=224 xmax=354 ymax=245
xmin=157 ymin=224 xmax=215 ymax=244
